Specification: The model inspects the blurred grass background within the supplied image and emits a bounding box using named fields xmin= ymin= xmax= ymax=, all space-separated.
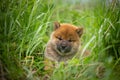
xmin=0 ymin=0 xmax=120 ymax=80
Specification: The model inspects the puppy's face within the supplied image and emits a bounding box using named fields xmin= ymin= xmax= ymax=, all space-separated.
xmin=50 ymin=22 xmax=83 ymax=56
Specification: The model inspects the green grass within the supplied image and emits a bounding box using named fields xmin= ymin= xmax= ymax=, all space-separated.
xmin=0 ymin=0 xmax=120 ymax=80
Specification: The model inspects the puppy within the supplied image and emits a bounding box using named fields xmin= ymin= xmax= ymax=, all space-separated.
xmin=44 ymin=22 xmax=83 ymax=70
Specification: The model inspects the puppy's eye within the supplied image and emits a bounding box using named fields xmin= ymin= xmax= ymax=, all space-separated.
xmin=68 ymin=39 xmax=72 ymax=42
xmin=68 ymin=39 xmax=75 ymax=42
xmin=57 ymin=36 xmax=62 ymax=40
xmin=68 ymin=39 xmax=74 ymax=42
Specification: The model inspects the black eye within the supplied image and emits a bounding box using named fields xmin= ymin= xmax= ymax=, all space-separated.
xmin=57 ymin=36 xmax=62 ymax=40
xmin=68 ymin=39 xmax=75 ymax=42
xmin=68 ymin=39 xmax=72 ymax=42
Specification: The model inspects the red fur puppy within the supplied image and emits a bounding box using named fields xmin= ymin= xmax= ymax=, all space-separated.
xmin=44 ymin=22 xmax=83 ymax=70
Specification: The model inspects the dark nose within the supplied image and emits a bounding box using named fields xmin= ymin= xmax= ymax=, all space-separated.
xmin=61 ymin=45 xmax=67 ymax=49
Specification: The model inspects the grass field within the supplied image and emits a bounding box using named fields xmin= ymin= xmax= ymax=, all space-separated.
xmin=0 ymin=0 xmax=120 ymax=80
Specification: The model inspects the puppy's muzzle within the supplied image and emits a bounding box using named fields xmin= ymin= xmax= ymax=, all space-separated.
xmin=57 ymin=40 xmax=71 ymax=54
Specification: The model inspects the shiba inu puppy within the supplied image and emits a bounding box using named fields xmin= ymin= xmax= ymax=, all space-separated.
xmin=44 ymin=22 xmax=83 ymax=70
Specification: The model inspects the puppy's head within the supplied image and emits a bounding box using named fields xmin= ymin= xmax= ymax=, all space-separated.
xmin=50 ymin=22 xmax=83 ymax=56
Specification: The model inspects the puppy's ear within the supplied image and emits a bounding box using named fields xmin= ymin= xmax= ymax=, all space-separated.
xmin=76 ymin=27 xmax=83 ymax=37
xmin=54 ymin=22 xmax=60 ymax=30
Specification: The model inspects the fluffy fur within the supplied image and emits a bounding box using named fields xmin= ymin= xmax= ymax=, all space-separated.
xmin=44 ymin=22 xmax=83 ymax=62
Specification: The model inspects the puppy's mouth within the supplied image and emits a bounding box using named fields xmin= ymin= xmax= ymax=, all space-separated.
xmin=57 ymin=40 xmax=72 ymax=55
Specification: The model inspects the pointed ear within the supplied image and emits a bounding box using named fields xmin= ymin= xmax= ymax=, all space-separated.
xmin=54 ymin=22 xmax=60 ymax=30
xmin=76 ymin=27 xmax=83 ymax=37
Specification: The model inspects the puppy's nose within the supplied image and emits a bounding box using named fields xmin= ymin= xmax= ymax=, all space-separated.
xmin=61 ymin=45 xmax=66 ymax=49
